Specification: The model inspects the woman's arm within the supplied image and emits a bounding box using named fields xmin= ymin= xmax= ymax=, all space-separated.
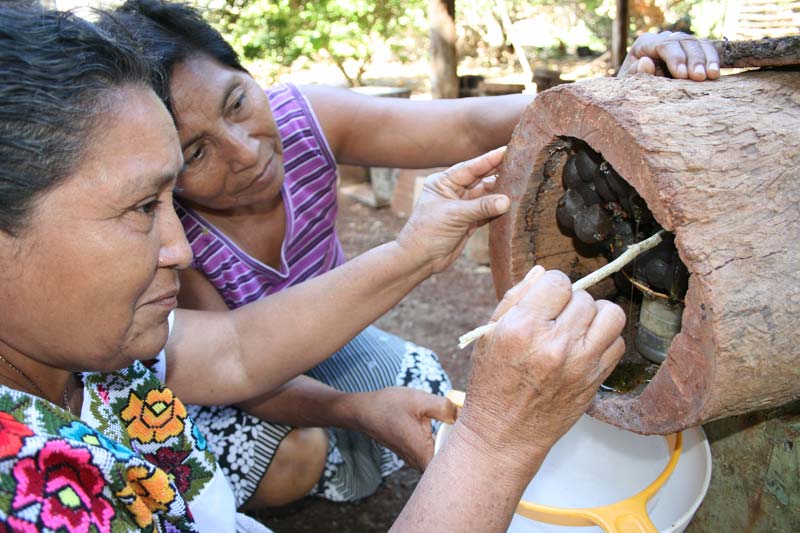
xmin=304 ymin=84 xmax=530 ymax=169
xmin=167 ymin=240 xmax=434 ymax=402
xmin=308 ymin=32 xmax=720 ymax=171
xmin=175 ymin=238 xmax=456 ymax=470
xmin=239 ymin=376 xmax=456 ymax=470
xmin=392 ymin=419 xmax=542 ymax=532
xmin=164 ymin=149 xmax=509 ymax=405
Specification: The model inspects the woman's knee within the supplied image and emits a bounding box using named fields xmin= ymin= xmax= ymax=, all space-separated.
xmin=243 ymin=427 xmax=328 ymax=510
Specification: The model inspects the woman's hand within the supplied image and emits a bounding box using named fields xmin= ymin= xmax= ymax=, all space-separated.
xmin=619 ymin=31 xmax=720 ymax=81
xmin=458 ymin=269 xmax=627 ymax=478
xmin=396 ymin=147 xmax=510 ymax=274
xmin=391 ymin=269 xmax=626 ymax=531
xmin=348 ymin=387 xmax=457 ymax=471
xmin=235 ymin=377 xmax=454 ymax=471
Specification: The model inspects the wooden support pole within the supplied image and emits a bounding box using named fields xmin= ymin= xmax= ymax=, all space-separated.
xmin=429 ymin=0 xmax=458 ymax=99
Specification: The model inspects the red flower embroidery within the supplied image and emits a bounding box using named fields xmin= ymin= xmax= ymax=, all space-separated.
xmin=0 ymin=412 xmax=34 ymax=459
xmin=10 ymin=440 xmax=115 ymax=532
xmin=144 ymin=448 xmax=192 ymax=493
xmin=96 ymin=383 xmax=110 ymax=405
xmin=4 ymin=517 xmax=37 ymax=533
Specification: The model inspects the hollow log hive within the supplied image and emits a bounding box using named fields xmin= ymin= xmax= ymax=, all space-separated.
xmin=489 ymin=70 xmax=800 ymax=434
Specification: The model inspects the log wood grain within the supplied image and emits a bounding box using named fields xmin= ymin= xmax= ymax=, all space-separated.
xmin=489 ymin=70 xmax=800 ymax=434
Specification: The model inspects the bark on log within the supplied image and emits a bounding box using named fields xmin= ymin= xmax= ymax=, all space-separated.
xmin=489 ymin=70 xmax=800 ymax=434
xmin=714 ymin=35 xmax=800 ymax=68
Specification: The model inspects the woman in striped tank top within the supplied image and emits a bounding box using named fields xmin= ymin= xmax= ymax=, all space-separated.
xmin=102 ymin=1 xmax=510 ymax=509
xmin=105 ymin=0 xmax=721 ymax=513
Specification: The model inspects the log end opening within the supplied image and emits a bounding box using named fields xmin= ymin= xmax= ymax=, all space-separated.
xmin=492 ymin=134 xmax=713 ymax=434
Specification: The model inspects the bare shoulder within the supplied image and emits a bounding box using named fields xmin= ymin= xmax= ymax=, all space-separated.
xmin=298 ymin=84 xmax=434 ymax=165
xmin=298 ymin=84 xmax=379 ymax=158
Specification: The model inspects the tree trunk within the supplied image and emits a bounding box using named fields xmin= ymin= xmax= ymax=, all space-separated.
xmin=489 ymin=70 xmax=800 ymax=434
xmin=429 ymin=0 xmax=458 ymax=99
xmin=612 ymin=0 xmax=629 ymax=71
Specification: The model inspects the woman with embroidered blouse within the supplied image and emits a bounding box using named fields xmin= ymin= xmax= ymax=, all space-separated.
xmin=0 ymin=5 xmax=634 ymax=532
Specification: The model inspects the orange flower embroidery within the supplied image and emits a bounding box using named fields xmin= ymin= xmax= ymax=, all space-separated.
xmin=116 ymin=466 xmax=176 ymax=528
xmin=120 ymin=388 xmax=187 ymax=444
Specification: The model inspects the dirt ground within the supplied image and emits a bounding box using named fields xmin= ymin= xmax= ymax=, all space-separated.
xmin=252 ymin=188 xmax=499 ymax=532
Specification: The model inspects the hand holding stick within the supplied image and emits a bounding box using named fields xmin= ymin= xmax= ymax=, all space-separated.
xmin=458 ymin=230 xmax=665 ymax=349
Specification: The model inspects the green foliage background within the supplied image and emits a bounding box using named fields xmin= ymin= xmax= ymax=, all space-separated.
xmin=204 ymin=0 xmax=427 ymax=85
xmin=203 ymin=0 xmax=725 ymax=85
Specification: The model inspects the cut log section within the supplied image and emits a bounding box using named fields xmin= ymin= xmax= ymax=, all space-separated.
xmin=489 ymin=70 xmax=800 ymax=434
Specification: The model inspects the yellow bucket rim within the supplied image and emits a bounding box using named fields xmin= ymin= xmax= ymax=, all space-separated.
xmin=444 ymin=390 xmax=683 ymax=533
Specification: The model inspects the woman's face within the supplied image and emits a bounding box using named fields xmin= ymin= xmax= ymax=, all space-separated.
xmin=169 ymin=55 xmax=285 ymax=211
xmin=0 ymin=87 xmax=191 ymax=373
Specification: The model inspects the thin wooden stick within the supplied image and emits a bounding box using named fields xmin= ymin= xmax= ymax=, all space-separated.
xmin=458 ymin=230 xmax=665 ymax=349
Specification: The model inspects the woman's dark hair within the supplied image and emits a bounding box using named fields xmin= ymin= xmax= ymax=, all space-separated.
xmin=100 ymin=0 xmax=245 ymax=110
xmin=0 ymin=4 xmax=155 ymax=235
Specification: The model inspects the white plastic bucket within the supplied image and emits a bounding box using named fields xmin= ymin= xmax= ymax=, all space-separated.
xmin=434 ymin=414 xmax=711 ymax=532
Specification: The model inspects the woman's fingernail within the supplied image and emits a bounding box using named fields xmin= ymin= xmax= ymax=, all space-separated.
xmin=677 ymin=64 xmax=688 ymax=77
xmin=694 ymin=64 xmax=706 ymax=77
xmin=483 ymin=175 xmax=497 ymax=183
xmin=708 ymin=62 xmax=719 ymax=71
xmin=495 ymin=196 xmax=510 ymax=211
xmin=524 ymin=265 xmax=543 ymax=281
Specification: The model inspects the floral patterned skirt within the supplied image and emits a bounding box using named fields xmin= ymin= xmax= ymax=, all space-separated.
xmin=186 ymin=326 xmax=451 ymax=508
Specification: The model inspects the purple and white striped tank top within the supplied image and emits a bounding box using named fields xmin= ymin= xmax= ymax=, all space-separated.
xmin=175 ymin=83 xmax=346 ymax=309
